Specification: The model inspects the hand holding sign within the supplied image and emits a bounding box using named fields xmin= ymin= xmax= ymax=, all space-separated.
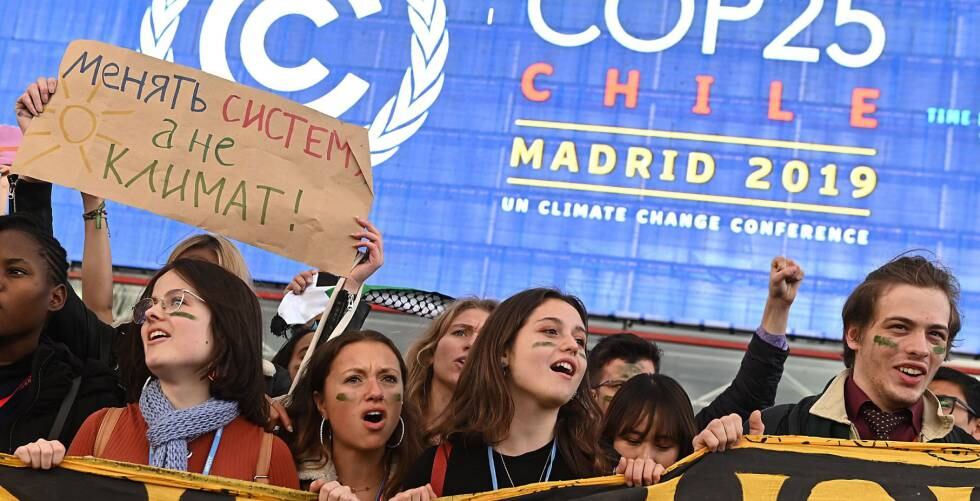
xmin=13 ymin=41 xmax=374 ymax=275
xmin=347 ymin=216 xmax=384 ymax=291
xmin=15 ymin=77 xmax=59 ymax=134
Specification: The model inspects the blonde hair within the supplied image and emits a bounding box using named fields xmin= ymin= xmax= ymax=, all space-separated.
xmin=168 ymin=234 xmax=253 ymax=286
xmin=405 ymin=297 xmax=497 ymax=433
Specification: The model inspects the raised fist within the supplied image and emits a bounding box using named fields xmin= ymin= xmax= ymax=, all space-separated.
xmin=768 ymin=256 xmax=804 ymax=306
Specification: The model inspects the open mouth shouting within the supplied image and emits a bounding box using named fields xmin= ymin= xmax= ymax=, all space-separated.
xmin=362 ymin=408 xmax=387 ymax=431
xmin=550 ymin=358 xmax=578 ymax=379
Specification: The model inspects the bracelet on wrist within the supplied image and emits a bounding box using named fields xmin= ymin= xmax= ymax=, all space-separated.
xmin=82 ymin=201 xmax=109 ymax=235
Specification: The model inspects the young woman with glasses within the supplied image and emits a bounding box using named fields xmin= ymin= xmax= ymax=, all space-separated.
xmin=15 ymin=259 xmax=300 ymax=488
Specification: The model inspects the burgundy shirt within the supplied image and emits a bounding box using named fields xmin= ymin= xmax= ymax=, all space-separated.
xmin=844 ymin=376 xmax=923 ymax=442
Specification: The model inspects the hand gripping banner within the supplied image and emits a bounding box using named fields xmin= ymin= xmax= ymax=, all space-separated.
xmin=0 ymin=454 xmax=313 ymax=500
xmin=441 ymin=436 xmax=980 ymax=500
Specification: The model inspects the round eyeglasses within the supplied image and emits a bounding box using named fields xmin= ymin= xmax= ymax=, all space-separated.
xmin=132 ymin=289 xmax=206 ymax=325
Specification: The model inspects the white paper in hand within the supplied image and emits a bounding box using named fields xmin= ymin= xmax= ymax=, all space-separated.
xmin=277 ymin=274 xmax=334 ymax=325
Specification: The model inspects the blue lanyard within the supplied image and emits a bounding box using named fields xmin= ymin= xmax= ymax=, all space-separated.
xmin=487 ymin=438 xmax=557 ymax=490
xmin=202 ymin=427 xmax=224 ymax=476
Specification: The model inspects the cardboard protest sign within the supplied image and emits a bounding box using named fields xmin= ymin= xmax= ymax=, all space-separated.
xmin=13 ymin=40 xmax=373 ymax=275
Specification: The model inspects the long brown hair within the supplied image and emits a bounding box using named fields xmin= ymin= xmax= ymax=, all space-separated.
xmin=598 ymin=374 xmax=696 ymax=465
xmin=119 ymin=259 xmax=268 ymax=426
xmin=437 ymin=288 xmax=603 ymax=477
xmin=405 ymin=298 xmax=498 ymax=431
xmin=285 ymin=330 xmax=423 ymax=499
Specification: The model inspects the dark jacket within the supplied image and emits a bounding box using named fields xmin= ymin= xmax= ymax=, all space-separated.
xmin=760 ymin=370 xmax=978 ymax=444
xmin=50 ymin=286 xmax=120 ymax=368
xmin=265 ymin=361 xmax=292 ymax=398
xmin=0 ymin=339 xmax=123 ymax=453
xmin=7 ymin=178 xmax=53 ymax=235
xmin=10 ymin=179 xmax=118 ymax=366
xmin=693 ymin=332 xmax=788 ymax=430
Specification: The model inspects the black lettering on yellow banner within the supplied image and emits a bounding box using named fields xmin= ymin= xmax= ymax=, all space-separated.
xmin=445 ymin=436 xmax=980 ymax=500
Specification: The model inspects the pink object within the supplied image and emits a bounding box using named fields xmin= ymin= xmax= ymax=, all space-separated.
xmin=0 ymin=125 xmax=22 ymax=165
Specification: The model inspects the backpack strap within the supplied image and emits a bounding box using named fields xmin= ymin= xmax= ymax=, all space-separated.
xmin=94 ymin=407 xmax=124 ymax=457
xmin=253 ymin=432 xmax=274 ymax=484
xmin=48 ymin=376 xmax=82 ymax=440
xmin=430 ymin=441 xmax=453 ymax=497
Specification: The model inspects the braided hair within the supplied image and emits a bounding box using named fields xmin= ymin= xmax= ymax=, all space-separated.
xmin=0 ymin=214 xmax=69 ymax=285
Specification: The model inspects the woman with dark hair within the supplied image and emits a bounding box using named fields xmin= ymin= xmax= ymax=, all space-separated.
xmin=16 ymin=259 xmax=299 ymax=488
xmin=597 ymin=373 xmax=765 ymax=486
xmin=599 ymin=374 xmax=696 ymax=474
xmin=0 ymin=214 xmax=121 ymax=454
xmin=402 ymin=288 xmax=612 ymax=496
xmin=284 ymin=330 xmax=426 ymax=500
xmin=404 ymin=298 xmax=498 ymax=439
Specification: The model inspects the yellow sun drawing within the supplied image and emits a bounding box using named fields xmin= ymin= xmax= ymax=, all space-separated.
xmin=19 ymin=80 xmax=134 ymax=172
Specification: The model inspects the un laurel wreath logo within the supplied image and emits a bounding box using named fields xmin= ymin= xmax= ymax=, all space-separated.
xmin=139 ymin=0 xmax=449 ymax=166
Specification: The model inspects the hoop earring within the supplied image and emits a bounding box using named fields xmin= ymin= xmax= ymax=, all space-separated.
xmin=319 ymin=418 xmax=332 ymax=447
xmin=387 ymin=417 xmax=405 ymax=449
xmin=142 ymin=376 xmax=153 ymax=394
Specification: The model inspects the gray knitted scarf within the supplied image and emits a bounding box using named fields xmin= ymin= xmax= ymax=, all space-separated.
xmin=139 ymin=378 xmax=240 ymax=472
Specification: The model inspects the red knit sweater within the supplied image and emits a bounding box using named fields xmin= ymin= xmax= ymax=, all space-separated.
xmin=68 ymin=404 xmax=299 ymax=489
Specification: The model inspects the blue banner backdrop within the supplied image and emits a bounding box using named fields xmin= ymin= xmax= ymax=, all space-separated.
xmin=1 ymin=0 xmax=978 ymax=352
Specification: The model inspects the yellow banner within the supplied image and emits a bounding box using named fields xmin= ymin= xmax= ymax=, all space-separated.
xmin=446 ymin=436 xmax=980 ymax=500
xmin=0 ymin=453 xmax=314 ymax=500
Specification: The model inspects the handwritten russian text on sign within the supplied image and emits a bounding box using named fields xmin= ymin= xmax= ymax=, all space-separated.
xmin=14 ymin=40 xmax=373 ymax=275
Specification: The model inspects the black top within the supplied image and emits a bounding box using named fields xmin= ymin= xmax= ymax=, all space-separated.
xmin=693 ymin=332 xmax=789 ymax=430
xmin=403 ymin=438 xmax=577 ymax=496
xmin=0 ymin=339 xmax=122 ymax=453
xmin=0 ymin=355 xmax=34 ymax=427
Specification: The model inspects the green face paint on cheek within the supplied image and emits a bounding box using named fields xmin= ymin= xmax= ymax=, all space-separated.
xmin=873 ymin=335 xmax=899 ymax=349
xmin=602 ymin=395 xmax=614 ymax=403
xmin=170 ymin=311 xmax=197 ymax=321
xmin=394 ymin=393 xmax=402 ymax=402
xmin=932 ymin=345 xmax=946 ymax=355
xmin=336 ymin=393 xmax=350 ymax=402
xmin=532 ymin=341 xmax=557 ymax=348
